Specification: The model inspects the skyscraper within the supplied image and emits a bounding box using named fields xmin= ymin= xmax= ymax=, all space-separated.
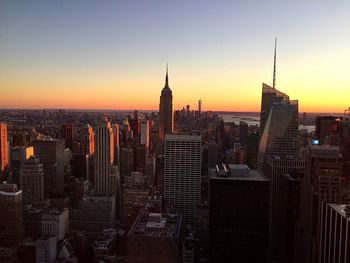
xmin=113 ymin=124 xmax=120 ymax=165
xmin=10 ymin=146 xmax=34 ymax=186
xmin=0 ymin=123 xmax=9 ymax=174
xmin=159 ymin=66 xmax=174 ymax=140
xmin=140 ymin=120 xmax=150 ymax=149
xmin=198 ymin=99 xmax=202 ymax=116
xmin=61 ymin=123 xmax=75 ymax=150
xmin=33 ymin=138 xmax=65 ymax=196
xmin=94 ymin=117 xmax=115 ymax=193
xmin=164 ymin=134 xmax=201 ymax=226
xmin=319 ymin=203 xmax=350 ymax=263
xmin=0 ymin=183 xmax=24 ymax=246
xmin=209 ymin=165 xmax=270 ymax=263
xmin=82 ymin=123 xmax=94 ymax=156
xmin=20 ymin=156 xmax=45 ymax=206
xmin=257 ymin=39 xmax=302 ymax=263
xmin=296 ymin=145 xmax=343 ymax=263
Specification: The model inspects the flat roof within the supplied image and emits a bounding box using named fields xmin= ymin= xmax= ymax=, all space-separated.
xmin=128 ymin=211 xmax=181 ymax=239
xmin=211 ymin=168 xmax=269 ymax=182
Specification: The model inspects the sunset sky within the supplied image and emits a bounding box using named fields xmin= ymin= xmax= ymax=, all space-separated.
xmin=0 ymin=1 xmax=349 ymax=112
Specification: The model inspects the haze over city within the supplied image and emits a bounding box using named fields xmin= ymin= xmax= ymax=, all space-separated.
xmin=1 ymin=0 xmax=349 ymax=112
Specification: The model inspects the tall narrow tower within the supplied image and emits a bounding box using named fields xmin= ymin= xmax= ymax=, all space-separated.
xmin=159 ymin=65 xmax=174 ymax=140
xmin=0 ymin=123 xmax=9 ymax=174
xmin=94 ymin=117 xmax=114 ymax=192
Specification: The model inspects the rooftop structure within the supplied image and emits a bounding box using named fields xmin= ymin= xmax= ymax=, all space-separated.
xmin=127 ymin=211 xmax=181 ymax=263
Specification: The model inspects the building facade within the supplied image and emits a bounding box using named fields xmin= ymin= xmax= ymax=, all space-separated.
xmin=164 ymin=134 xmax=201 ymax=226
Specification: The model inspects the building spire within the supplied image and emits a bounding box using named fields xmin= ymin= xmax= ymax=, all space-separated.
xmin=165 ymin=63 xmax=169 ymax=88
xmin=273 ymin=37 xmax=277 ymax=89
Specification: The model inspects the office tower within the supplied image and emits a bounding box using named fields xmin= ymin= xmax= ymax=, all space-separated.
xmin=94 ymin=117 xmax=114 ymax=193
xmin=82 ymin=123 xmax=94 ymax=156
xmin=69 ymin=177 xmax=89 ymax=208
xmin=258 ymin=99 xmax=299 ymax=170
xmin=239 ymin=121 xmax=249 ymax=146
xmin=257 ymin=40 xmax=302 ymax=262
xmin=120 ymin=147 xmax=134 ymax=178
xmin=33 ymin=138 xmax=65 ymax=195
xmin=315 ymin=116 xmax=339 ymax=145
xmin=70 ymin=193 xmax=115 ymax=242
xmin=134 ymin=144 xmax=146 ymax=171
xmin=140 ymin=120 xmax=150 ymax=149
xmin=71 ymin=153 xmax=89 ymax=179
xmin=41 ymin=208 xmax=69 ymax=241
xmin=20 ymin=156 xmax=44 ymax=206
xmin=164 ymin=134 xmax=201 ymax=226
xmin=207 ymin=141 xmax=219 ymax=168
xmin=23 ymin=206 xmax=44 ymax=239
xmin=296 ymin=145 xmax=343 ymax=263
xmin=0 ymin=183 xmax=24 ymax=246
xmin=144 ymin=156 xmax=156 ymax=185
xmin=159 ymin=66 xmax=174 ymax=140
xmin=279 ymin=172 xmax=302 ymax=263
xmin=186 ymin=105 xmax=190 ymax=115
xmin=209 ymin=164 xmax=270 ymax=262
xmin=10 ymin=146 xmax=34 ymax=186
xmin=198 ymin=99 xmax=202 ymax=116
xmin=35 ymin=236 xmax=57 ymax=263
xmin=127 ymin=211 xmax=181 ymax=263
xmin=0 ymin=123 xmax=9 ymax=174
xmin=61 ymin=123 xmax=75 ymax=150
xmin=319 ymin=203 xmax=350 ymax=263
xmin=129 ymin=111 xmax=140 ymax=140
xmin=113 ymin=124 xmax=120 ymax=165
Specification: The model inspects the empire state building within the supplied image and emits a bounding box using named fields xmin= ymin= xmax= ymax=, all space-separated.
xmin=159 ymin=66 xmax=174 ymax=140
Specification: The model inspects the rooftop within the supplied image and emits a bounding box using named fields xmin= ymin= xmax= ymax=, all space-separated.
xmin=328 ymin=204 xmax=350 ymax=219
xmin=211 ymin=164 xmax=269 ymax=181
xmin=128 ymin=211 xmax=181 ymax=239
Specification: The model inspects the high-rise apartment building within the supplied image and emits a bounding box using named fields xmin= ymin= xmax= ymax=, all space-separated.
xmin=94 ymin=117 xmax=115 ymax=193
xmin=0 ymin=183 xmax=24 ymax=246
xmin=159 ymin=66 xmax=174 ymax=140
xmin=20 ymin=156 xmax=44 ymax=206
xmin=164 ymin=134 xmax=201 ymax=226
xmin=33 ymin=138 xmax=65 ymax=195
xmin=0 ymin=123 xmax=9 ymax=174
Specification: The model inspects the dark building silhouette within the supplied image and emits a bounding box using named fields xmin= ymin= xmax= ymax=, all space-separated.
xmin=209 ymin=164 xmax=270 ymax=263
xmin=0 ymin=183 xmax=24 ymax=246
xmin=319 ymin=203 xmax=350 ymax=263
xmin=315 ymin=116 xmax=339 ymax=145
xmin=33 ymin=138 xmax=65 ymax=196
xmin=159 ymin=66 xmax=174 ymax=140
xmin=61 ymin=123 xmax=75 ymax=150
xmin=296 ymin=145 xmax=343 ymax=263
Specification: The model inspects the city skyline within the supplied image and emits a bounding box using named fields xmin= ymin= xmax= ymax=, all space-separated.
xmin=1 ymin=1 xmax=349 ymax=112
